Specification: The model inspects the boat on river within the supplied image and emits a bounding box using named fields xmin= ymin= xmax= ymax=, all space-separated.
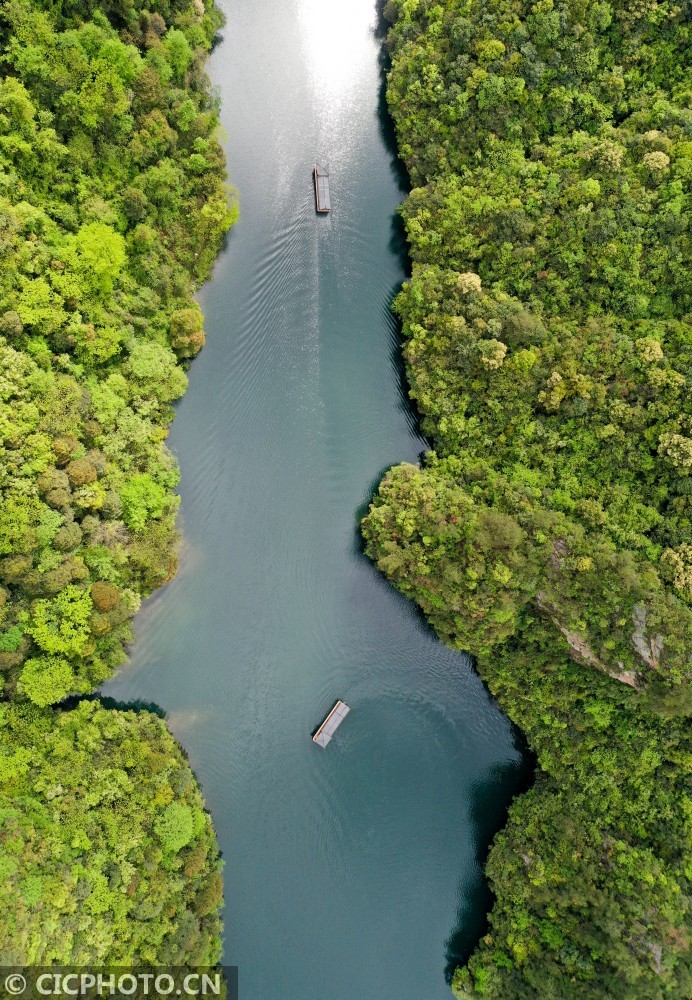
xmin=314 ymin=162 xmax=331 ymax=213
xmin=313 ymin=700 xmax=349 ymax=747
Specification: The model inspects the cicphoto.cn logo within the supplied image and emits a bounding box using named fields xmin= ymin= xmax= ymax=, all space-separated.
xmin=0 ymin=969 xmax=238 ymax=1000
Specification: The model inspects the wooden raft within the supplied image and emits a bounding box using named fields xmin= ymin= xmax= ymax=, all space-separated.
xmin=313 ymin=700 xmax=349 ymax=748
xmin=314 ymin=162 xmax=331 ymax=212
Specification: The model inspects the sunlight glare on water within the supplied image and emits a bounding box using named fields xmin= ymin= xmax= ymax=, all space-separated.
xmin=298 ymin=0 xmax=376 ymax=99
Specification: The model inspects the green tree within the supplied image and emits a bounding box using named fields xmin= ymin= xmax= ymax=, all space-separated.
xmin=71 ymin=223 xmax=127 ymax=298
xmin=28 ymin=586 xmax=93 ymax=657
xmin=19 ymin=655 xmax=77 ymax=706
xmin=154 ymin=801 xmax=195 ymax=854
xmin=120 ymin=473 xmax=168 ymax=531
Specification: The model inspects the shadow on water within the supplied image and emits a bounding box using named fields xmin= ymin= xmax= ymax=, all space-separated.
xmin=388 ymin=207 xmax=409 ymax=260
xmin=374 ymin=0 xmax=410 ymax=196
xmin=95 ymin=695 xmax=169 ymax=718
xmin=375 ymin=32 xmax=412 ymax=269
xmin=61 ymin=693 xmax=168 ymax=719
xmin=371 ymin=2 xmax=424 ymax=445
xmin=444 ymin=731 xmax=536 ymax=982
xmin=385 ymin=286 xmax=426 ymax=440
xmin=210 ymin=25 xmax=226 ymax=54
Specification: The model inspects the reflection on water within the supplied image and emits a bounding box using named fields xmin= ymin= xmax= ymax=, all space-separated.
xmin=101 ymin=1 xmax=531 ymax=997
xmin=299 ymin=0 xmax=375 ymax=97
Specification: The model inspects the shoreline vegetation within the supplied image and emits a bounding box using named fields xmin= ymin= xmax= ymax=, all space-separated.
xmin=0 ymin=0 xmax=234 ymax=962
xmin=364 ymin=1 xmax=690 ymax=997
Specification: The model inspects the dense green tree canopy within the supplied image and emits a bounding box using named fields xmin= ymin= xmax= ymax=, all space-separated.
xmin=0 ymin=0 xmax=235 ymax=706
xmin=0 ymin=0 xmax=233 ymax=964
xmin=365 ymin=1 xmax=690 ymax=996
xmin=0 ymin=701 xmax=222 ymax=964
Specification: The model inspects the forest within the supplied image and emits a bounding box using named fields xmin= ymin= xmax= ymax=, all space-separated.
xmin=0 ymin=0 xmax=233 ymax=962
xmin=364 ymin=1 xmax=690 ymax=997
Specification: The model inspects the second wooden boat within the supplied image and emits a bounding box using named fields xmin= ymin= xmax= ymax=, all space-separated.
xmin=314 ymin=162 xmax=331 ymax=213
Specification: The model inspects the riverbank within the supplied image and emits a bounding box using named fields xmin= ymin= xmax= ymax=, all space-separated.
xmin=364 ymin=1 xmax=690 ymax=995
xmin=0 ymin=0 xmax=233 ymax=962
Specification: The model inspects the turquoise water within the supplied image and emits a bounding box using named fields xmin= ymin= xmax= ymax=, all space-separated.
xmin=102 ymin=2 xmax=530 ymax=996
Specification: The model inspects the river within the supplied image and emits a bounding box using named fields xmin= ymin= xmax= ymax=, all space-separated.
xmin=102 ymin=1 xmax=529 ymax=997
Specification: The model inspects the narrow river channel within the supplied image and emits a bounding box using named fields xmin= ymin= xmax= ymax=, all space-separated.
xmin=103 ymin=2 xmax=530 ymax=997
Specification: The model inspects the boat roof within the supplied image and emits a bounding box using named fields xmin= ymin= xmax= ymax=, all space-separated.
xmin=315 ymin=163 xmax=331 ymax=211
xmin=313 ymin=700 xmax=349 ymax=747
